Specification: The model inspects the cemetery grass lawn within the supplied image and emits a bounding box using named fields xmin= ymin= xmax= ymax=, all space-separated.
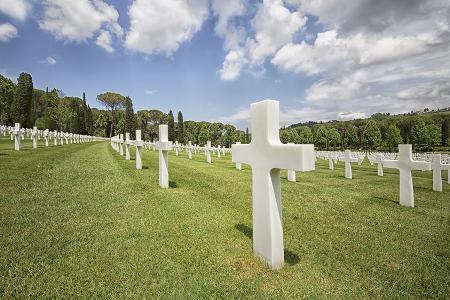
xmin=0 ymin=136 xmax=449 ymax=298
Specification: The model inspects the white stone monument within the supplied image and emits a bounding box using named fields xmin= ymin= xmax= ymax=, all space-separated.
xmin=32 ymin=126 xmax=38 ymax=149
xmin=125 ymin=132 xmax=131 ymax=161
xmin=205 ymin=141 xmax=212 ymax=164
xmin=343 ymin=150 xmax=358 ymax=179
xmin=188 ymin=141 xmax=193 ymax=159
xmin=431 ymin=154 xmax=450 ymax=192
xmin=376 ymin=154 xmax=384 ymax=176
xmin=156 ymin=125 xmax=173 ymax=188
xmin=235 ymin=142 xmax=242 ymax=170
xmin=232 ymin=100 xmax=314 ymax=269
xmin=13 ymin=123 xmax=21 ymax=151
xmin=382 ymin=144 xmax=431 ymax=207
xmin=135 ymin=130 xmax=143 ymax=170
xmin=44 ymin=129 xmax=49 ymax=147
xmin=175 ymin=141 xmax=179 ymax=156
xmin=328 ymin=153 xmax=334 ymax=170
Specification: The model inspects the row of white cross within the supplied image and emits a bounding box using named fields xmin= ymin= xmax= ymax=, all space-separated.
xmin=109 ymin=100 xmax=449 ymax=270
xmin=2 ymin=123 xmax=100 ymax=151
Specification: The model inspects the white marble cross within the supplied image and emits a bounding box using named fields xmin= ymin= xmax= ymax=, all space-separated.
xmin=217 ymin=145 xmax=221 ymax=158
xmin=205 ymin=141 xmax=212 ymax=164
xmin=125 ymin=132 xmax=131 ymax=161
xmin=343 ymin=150 xmax=358 ymax=179
xmin=32 ymin=126 xmax=38 ymax=149
xmin=232 ymin=100 xmax=314 ymax=269
xmin=156 ymin=125 xmax=173 ymax=188
xmin=188 ymin=141 xmax=193 ymax=159
xmin=328 ymin=153 xmax=334 ymax=170
xmin=119 ymin=134 xmax=124 ymax=156
xmin=175 ymin=141 xmax=179 ymax=156
xmin=13 ymin=123 xmax=21 ymax=151
xmin=44 ymin=129 xmax=49 ymax=147
xmin=235 ymin=142 xmax=242 ymax=170
xmin=382 ymin=144 xmax=431 ymax=207
xmin=375 ymin=154 xmax=384 ymax=176
xmin=135 ymin=130 xmax=144 ymax=169
xmin=431 ymin=154 xmax=450 ymax=192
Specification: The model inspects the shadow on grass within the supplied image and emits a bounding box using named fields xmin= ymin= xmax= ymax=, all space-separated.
xmin=235 ymin=223 xmax=300 ymax=266
xmin=169 ymin=181 xmax=178 ymax=188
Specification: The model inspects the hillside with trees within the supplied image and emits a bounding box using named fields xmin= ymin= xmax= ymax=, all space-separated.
xmin=281 ymin=109 xmax=450 ymax=152
xmin=1 ymin=73 xmax=448 ymax=151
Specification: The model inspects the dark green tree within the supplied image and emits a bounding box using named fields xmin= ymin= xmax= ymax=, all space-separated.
xmin=296 ymin=126 xmax=313 ymax=143
xmin=343 ymin=124 xmax=358 ymax=148
xmin=442 ymin=118 xmax=449 ymax=147
xmin=10 ymin=72 xmax=33 ymax=127
xmin=177 ymin=111 xmax=184 ymax=143
xmin=411 ymin=117 xmax=427 ymax=148
xmin=314 ymin=125 xmax=329 ymax=149
xmin=425 ymin=123 xmax=441 ymax=150
xmin=167 ymin=110 xmax=175 ymax=141
xmin=362 ymin=120 xmax=382 ymax=149
xmin=385 ymin=124 xmax=403 ymax=152
xmin=0 ymin=74 xmax=16 ymax=125
xmin=96 ymin=92 xmax=125 ymax=137
xmin=124 ymin=97 xmax=137 ymax=138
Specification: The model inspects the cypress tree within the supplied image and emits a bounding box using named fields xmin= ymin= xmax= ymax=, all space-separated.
xmin=10 ymin=72 xmax=33 ymax=126
xmin=168 ymin=110 xmax=175 ymax=141
xmin=442 ymin=118 xmax=449 ymax=147
xmin=177 ymin=111 xmax=184 ymax=143
xmin=124 ymin=97 xmax=137 ymax=138
xmin=245 ymin=127 xmax=249 ymax=143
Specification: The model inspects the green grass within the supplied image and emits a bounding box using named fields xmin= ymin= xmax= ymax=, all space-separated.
xmin=0 ymin=135 xmax=449 ymax=298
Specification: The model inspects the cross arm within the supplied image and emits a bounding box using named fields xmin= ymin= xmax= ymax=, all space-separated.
xmin=270 ymin=144 xmax=315 ymax=171
xmin=382 ymin=159 xmax=399 ymax=169
xmin=232 ymin=144 xmax=252 ymax=164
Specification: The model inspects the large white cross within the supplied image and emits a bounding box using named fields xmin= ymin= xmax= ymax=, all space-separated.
xmin=44 ymin=129 xmax=49 ymax=147
xmin=119 ymin=134 xmax=124 ymax=156
xmin=156 ymin=125 xmax=173 ymax=188
xmin=235 ymin=142 xmax=242 ymax=170
xmin=125 ymin=132 xmax=131 ymax=161
xmin=328 ymin=153 xmax=334 ymax=170
xmin=32 ymin=126 xmax=38 ymax=149
xmin=431 ymin=153 xmax=450 ymax=192
xmin=174 ymin=141 xmax=179 ymax=156
xmin=135 ymin=130 xmax=143 ymax=169
xmin=205 ymin=141 xmax=212 ymax=164
xmin=232 ymin=100 xmax=314 ymax=269
xmin=382 ymin=144 xmax=431 ymax=207
xmin=13 ymin=123 xmax=21 ymax=151
xmin=188 ymin=141 xmax=193 ymax=159
xmin=343 ymin=150 xmax=358 ymax=179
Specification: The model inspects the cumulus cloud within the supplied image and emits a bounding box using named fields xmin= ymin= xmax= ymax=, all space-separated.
xmin=145 ymin=90 xmax=156 ymax=95
xmin=96 ymin=30 xmax=114 ymax=53
xmin=39 ymin=0 xmax=122 ymax=51
xmin=0 ymin=0 xmax=30 ymax=21
xmin=125 ymin=0 xmax=209 ymax=55
xmin=0 ymin=23 xmax=18 ymax=42
xmin=46 ymin=56 xmax=56 ymax=65
xmin=247 ymin=0 xmax=306 ymax=65
xmin=218 ymin=48 xmax=247 ymax=81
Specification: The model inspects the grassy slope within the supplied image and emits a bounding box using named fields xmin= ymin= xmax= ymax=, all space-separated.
xmin=0 ymin=136 xmax=449 ymax=298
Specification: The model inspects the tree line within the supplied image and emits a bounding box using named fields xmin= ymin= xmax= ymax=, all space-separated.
xmin=1 ymin=72 xmax=448 ymax=151
xmin=281 ymin=110 xmax=450 ymax=152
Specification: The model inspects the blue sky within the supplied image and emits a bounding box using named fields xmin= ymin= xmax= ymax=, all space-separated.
xmin=0 ymin=0 xmax=449 ymax=129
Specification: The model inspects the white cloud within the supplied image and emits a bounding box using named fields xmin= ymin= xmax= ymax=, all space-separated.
xmin=0 ymin=23 xmax=18 ymax=42
xmin=0 ymin=0 xmax=30 ymax=21
xmin=125 ymin=0 xmax=209 ymax=55
xmin=247 ymin=0 xmax=306 ymax=65
xmin=218 ymin=106 xmax=250 ymax=123
xmin=218 ymin=48 xmax=247 ymax=81
xmin=145 ymin=90 xmax=156 ymax=95
xmin=39 ymin=0 xmax=122 ymax=51
xmin=96 ymin=30 xmax=114 ymax=52
xmin=337 ymin=111 xmax=366 ymax=121
xmin=211 ymin=0 xmax=246 ymax=51
xmin=46 ymin=56 xmax=56 ymax=65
